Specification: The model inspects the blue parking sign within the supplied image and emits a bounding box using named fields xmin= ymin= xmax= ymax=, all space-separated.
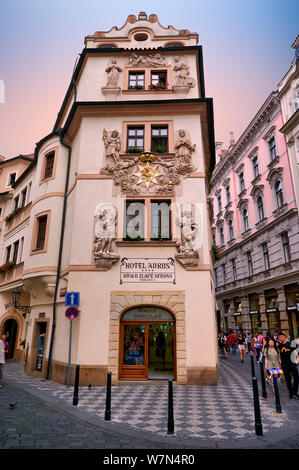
xmin=65 ymin=292 xmax=80 ymax=307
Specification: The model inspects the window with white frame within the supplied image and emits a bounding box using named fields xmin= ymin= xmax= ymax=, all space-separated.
xmin=257 ymin=196 xmax=265 ymax=221
xmin=219 ymin=226 xmax=225 ymax=246
xmin=282 ymin=232 xmax=291 ymax=263
xmin=268 ymin=135 xmax=277 ymax=162
xmin=243 ymin=208 xmax=249 ymax=231
xmin=274 ymin=180 xmax=284 ymax=208
xmin=239 ymin=172 xmax=245 ymax=192
xmin=262 ymin=243 xmax=270 ymax=270
xmin=231 ymin=258 xmax=237 ymax=280
xmin=226 ymin=185 xmax=231 ymax=204
xmin=247 ymin=251 xmax=253 ymax=276
xmin=228 ymin=219 xmax=234 ymax=240
xmin=252 ymin=155 xmax=259 ymax=179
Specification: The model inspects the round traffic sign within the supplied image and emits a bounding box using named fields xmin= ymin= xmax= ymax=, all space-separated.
xmin=65 ymin=306 xmax=79 ymax=320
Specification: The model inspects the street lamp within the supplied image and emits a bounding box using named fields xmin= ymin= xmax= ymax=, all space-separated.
xmin=12 ymin=289 xmax=21 ymax=308
xmin=11 ymin=288 xmax=31 ymax=314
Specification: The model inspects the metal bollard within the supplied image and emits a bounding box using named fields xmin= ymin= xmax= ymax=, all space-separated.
xmin=273 ymin=377 xmax=282 ymax=414
xmin=259 ymin=361 xmax=267 ymax=399
xmin=250 ymin=351 xmax=256 ymax=378
xmin=105 ymin=371 xmax=112 ymax=421
xmin=72 ymin=364 xmax=80 ymax=406
xmin=167 ymin=379 xmax=174 ymax=435
xmin=252 ymin=377 xmax=263 ymax=436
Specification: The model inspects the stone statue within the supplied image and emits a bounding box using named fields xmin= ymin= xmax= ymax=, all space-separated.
xmin=176 ymin=210 xmax=198 ymax=254
xmin=102 ymin=129 xmax=121 ymax=165
xmin=94 ymin=206 xmax=119 ymax=269
xmin=105 ymin=59 xmax=123 ymax=88
xmin=175 ymin=209 xmax=199 ymax=268
xmin=173 ymin=56 xmax=196 ymax=88
xmin=174 ymin=130 xmax=196 ymax=165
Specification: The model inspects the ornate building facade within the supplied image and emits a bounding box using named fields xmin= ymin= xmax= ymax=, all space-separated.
xmin=210 ymin=92 xmax=299 ymax=339
xmin=0 ymin=13 xmax=217 ymax=385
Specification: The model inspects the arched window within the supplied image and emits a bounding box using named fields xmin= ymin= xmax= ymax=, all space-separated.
xmin=219 ymin=226 xmax=224 ymax=246
xmin=275 ymin=180 xmax=284 ymax=208
xmin=243 ymin=209 xmax=249 ymax=231
xmin=228 ymin=219 xmax=234 ymax=240
xmin=257 ymin=196 xmax=264 ymax=221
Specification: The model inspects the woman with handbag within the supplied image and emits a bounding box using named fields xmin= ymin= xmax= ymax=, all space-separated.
xmin=264 ymin=337 xmax=283 ymax=390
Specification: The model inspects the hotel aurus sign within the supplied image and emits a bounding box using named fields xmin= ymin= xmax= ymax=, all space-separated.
xmin=120 ymin=257 xmax=176 ymax=284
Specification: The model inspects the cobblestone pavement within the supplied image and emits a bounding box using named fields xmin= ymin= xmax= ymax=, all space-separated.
xmin=0 ymin=352 xmax=299 ymax=449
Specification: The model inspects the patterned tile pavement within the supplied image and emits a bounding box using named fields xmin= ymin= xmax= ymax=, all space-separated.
xmin=3 ymin=355 xmax=294 ymax=443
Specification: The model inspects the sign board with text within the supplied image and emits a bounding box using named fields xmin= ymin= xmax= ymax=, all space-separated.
xmin=120 ymin=257 xmax=176 ymax=284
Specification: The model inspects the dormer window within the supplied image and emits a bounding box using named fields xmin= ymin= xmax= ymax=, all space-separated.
xmin=8 ymin=172 xmax=16 ymax=187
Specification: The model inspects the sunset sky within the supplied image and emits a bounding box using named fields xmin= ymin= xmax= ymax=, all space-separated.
xmin=0 ymin=0 xmax=298 ymax=158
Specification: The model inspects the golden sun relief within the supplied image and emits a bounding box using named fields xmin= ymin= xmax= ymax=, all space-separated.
xmin=133 ymin=161 xmax=162 ymax=188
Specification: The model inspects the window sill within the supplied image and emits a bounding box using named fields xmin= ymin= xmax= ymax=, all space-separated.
xmin=255 ymin=218 xmax=267 ymax=229
xmin=117 ymin=240 xmax=177 ymax=247
xmin=122 ymin=89 xmax=174 ymax=94
xmin=251 ymin=174 xmax=261 ymax=185
xmin=238 ymin=189 xmax=246 ymax=198
xmin=241 ymin=228 xmax=252 ymax=239
xmin=267 ymin=155 xmax=280 ymax=169
xmin=272 ymin=203 xmax=288 ymax=218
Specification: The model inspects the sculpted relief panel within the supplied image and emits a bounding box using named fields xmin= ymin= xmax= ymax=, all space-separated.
xmin=100 ymin=129 xmax=196 ymax=195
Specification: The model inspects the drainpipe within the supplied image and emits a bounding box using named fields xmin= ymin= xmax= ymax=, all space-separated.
xmin=46 ymin=128 xmax=72 ymax=380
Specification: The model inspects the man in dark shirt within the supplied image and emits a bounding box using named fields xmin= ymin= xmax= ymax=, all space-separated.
xmin=278 ymin=332 xmax=299 ymax=400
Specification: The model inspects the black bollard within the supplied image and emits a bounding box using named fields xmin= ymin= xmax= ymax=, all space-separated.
xmin=167 ymin=379 xmax=174 ymax=435
xmin=73 ymin=364 xmax=80 ymax=406
xmin=105 ymin=371 xmax=112 ymax=421
xmin=250 ymin=351 xmax=256 ymax=378
xmin=252 ymin=377 xmax=263 ymax=436
xmin=273 ymin=377 xmax=282 ymax=414
xmin=259 ymin=361 xmax=267 ymax=399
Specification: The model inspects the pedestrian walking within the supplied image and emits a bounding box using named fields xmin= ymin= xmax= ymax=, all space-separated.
xmin=229 ymin=330 xmax=237 ymax=355
xmin=264 ymin=337 xmax=282 ymax=383
xmin=0 ymin=335 xmax=8 ymax=388
xmin=237 ymin=331 xmax=246 ymax=363
xmin=226 ymin=333 xmax=231 ymax=354
xmin=254 ymin=333 xmax=262 ymax=362
xmin=218 ymin=331 xmax=227 ymax=359
xmin=277 ymin=331 xmax=299 ymax=400
xmin=245 ymin=332 xmax=252 ymax=354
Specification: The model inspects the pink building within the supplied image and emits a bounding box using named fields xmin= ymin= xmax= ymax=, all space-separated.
xmin=210 ymin=91 xmax=299 ymax=339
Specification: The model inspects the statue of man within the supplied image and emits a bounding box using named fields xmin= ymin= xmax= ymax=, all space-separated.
xmin=173 ymin=56 xmax=190 ymax=86
xmin=174 ymin=130 xmax=196 ymax=165
xmin=102 ymin=129 xmax=121 ymax=165
xmin=105 ymin=59 xmax=123 ymax=88
xmin=94 ymin=207 xmax=118 ymax=256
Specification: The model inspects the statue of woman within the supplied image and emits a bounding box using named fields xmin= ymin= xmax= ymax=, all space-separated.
xmin=105 ymin=59 xmax=123 ymax=88
xmin=174 ymin=130 xmax=196 ymax=165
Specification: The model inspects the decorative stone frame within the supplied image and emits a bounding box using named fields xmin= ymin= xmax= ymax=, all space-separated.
xmin=266 ymin=167 xmax=285 ymax=210
xmin=250 ymin=185 xmax=265 ymax=222
xmin=0 ymin=307 xmax=24 ymax=357
xmin=108 ymin=290 xmax=186 ymax=384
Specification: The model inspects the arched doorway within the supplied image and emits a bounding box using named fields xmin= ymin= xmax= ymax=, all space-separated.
xmin=3 ymin=318 xmax=18 ymax=359
xmin=119 ymin=306 xmax=176 ymax=381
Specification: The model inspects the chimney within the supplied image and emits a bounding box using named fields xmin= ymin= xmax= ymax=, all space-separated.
xmin=138 ymin=12 xmax=147 ymax=20
xmin=229 ymin=131 xmax=235 ymax=146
